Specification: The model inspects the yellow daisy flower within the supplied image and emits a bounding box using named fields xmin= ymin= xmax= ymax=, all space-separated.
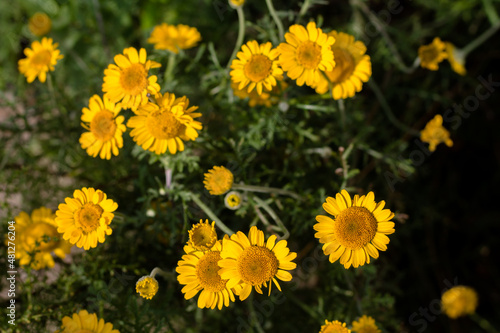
xmin=418 ymin=37 xmax=448 ymax=71
xmin=10 ymin=207 xmax=72 ymax=270
xmin=58 ymin=310 xmax=119 ymax=333
xmin=136 ymin=276 xmax=159 ymax=300
xmin=102 ymin=47 xmax=161 ymax=110
xmin=352 ymin=315 xmax=381 ymax=333
xmin=314 ymin=189 xmax=395 ymax=269
xmin=441 ymin=286 xmax=478 ymax=319
xmin=18 ymin=37 xmax=63 ymax=83
xmin=277 ymin=22 xmax=335 ymax=87
xmin=127 ymin=92 xmax=202 ymax=155
xmin=188 ymin=219 xmax=218 ymax=252
xmin=218 ymin=226 xmax=297 ymax=301
xmin=55 ymin=187 xmax=118 ymax=250
xmin=230 ymin=41 xmax=283 ymax=95
xmin=29 ymin=12 xmax=51 ymax=36
xmin=147 ymin=23 xmax=201 ymax=54
xmin=420 ymin=114 xmax=453 ymax=152
xmin=231 ymin=77 xmax=288 ymax=107
xmin=203 ymin=166 xmax=234 ymax=195
xmin=176 ymin=239 xmax=240 ymax=309
xmin=319 ymin=320 xmax=351 ymax=333
xmin=312 ymin=31 xmax=372 ymax=100
xmin=79 ymin=95 xmax=126 ymax=160
xmin=445 ymin=42 xmax=466 ymax=76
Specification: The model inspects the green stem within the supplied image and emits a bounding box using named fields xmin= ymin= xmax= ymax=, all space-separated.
xmin=253 ymin=195 xmax=289 ymax=240
xmin=470 ymin=313 xmax=500 ymax=333
xmin=190 ymin=193 xmax=234 ymax=235
xmin=338 ymin=99 xmax=346 ymax=129
xmin=226 ymin=6 xmax=246 ymax=68
xmin=265 ymin=0 xmax=285 ymax=42
xmin=461 ymin=22 xmax=500 ymax=57
xmin=46 ymin=73 xmax=58 ymax=112
xmin=482 ymin=0 xmax=500 ymax=26
xmin=342 ymin=269 xmax=363 ymax=315
xmin=150 ymin=267 xmax=172 ymax=279
xmin=232 ymin=183 xmax=301 ymax=200
xmin=248 ymin=295 xmax=266 ymax=333
xmin=298 ymin=0 xmax=313 ymax=21
xmin=164 ymin=52 xmax=176 ymax=83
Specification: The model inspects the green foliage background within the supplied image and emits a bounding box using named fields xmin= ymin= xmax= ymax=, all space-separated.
xmin=1 ymin=0 xmax=499 ymax=332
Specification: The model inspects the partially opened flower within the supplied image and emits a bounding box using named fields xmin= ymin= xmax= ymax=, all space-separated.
xmin=314 ymin=189 xmax=395 ymax=269
xmin=420 ymin=114 xmax=453 ymax=152
xmin=18 ymin=37 xmax=63 ymax=83
xmin=445 ymin=42 xmax=466 ymax=76
xmin=55 ymin=187 xmax=118 ymax=250
xmin=102 ymin=47 xmax=161 ymax=110
xmin=351 ymin=315 xmax=380 ymax=333
xmin=224 ymin=191 xmax=242 ymax=210
xmin=319 ymin=320 xmax=351 ymax=333
xmin=29 ymin=12 xmax=51 ymax=36
xmin=219 ymin=226 xmax=297 ymax=300
xmin=79 ymin=95 xmax=126 ymax=160
xmin=58 ymin=310 xmax=119 ymax=333
xmin=11 ymin=207 xmax=72 ymax=270
xmin=441 ymin=286 xmax=478 ymax=319
xmin=278 ymin=22 xmax=335 ymax=87
xmin=147 ymin=23 xmax=201 ymax=54
xmin=188 ymin=220 xmax=217 ymax=252
xmin=203 ymin=166 xmax=234 ymax=195
xmin=312 ymin=31 xmax=372 ymax=100
xmin=136 ymin=276 xmax=159 ymax=300
xmin=418 ymin=37 xmax=447 ymax=71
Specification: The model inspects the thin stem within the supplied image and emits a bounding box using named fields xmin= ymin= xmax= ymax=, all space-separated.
xmin=149 ymin=267 xmax=172 ymax=279
xmin=461 ymin=22 xmax=500 ymax=57
xmin=92 ymin=0 xmax=109 ymax=58
xmin=342 ymin=269 xmax=363 ymax=315
xmin=226 ymin=6 xmax=246 ymax=68
xmin=46 ymin=73 xmax=58 ymax=112
xmin=232 ymin=183 xmax=301 ymax=200
xmin=265 ymin=0 xmax=285 ymax=42
xmin=470 ymin=313 xmax=500 ymax=333
xmin=482 ymin=0 xmax=500 ymax=26
xmin=248 ymin=295 xmax=266 ymax=333
xmin=298 ymin=0 xmax=313 ymax=21
xmin=165 ymin=167 xmax=172 ymax=189
xmin=164 ymin=52 xmax=177 ymax=83
xmin=339 ymin=145 xmax=351 ymax=190
xmin=338 ymin=99 xmax=346 ymax=128
xmin=253 ymin=196 xmax=289 ymax=240
xmin=190 ymin=193 xmax=234 ymax=235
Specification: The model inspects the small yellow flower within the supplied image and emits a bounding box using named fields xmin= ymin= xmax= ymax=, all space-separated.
xmin=351 ymin=315 xmax=381 ymax=333
xmin=278 ymin=22 xmax=335 ymax=87
xmin=29 ymin=12 xmax=51 ymax=36
xmin=229 ymin=0 xmax=245 ymax=7
xmin=55 ymin=187 xmax=118 ymax=250
xmin=188 ymin=219 xmax=218 ymax=251
xmin=147 ymin=23 xmax=201 ymax=54
xmin=420 ymin=115 xmax=453 ymax=152
xmin=319 ymin=320 xmax=351 ymax=333
xmin=18 ymin=37 xmax=63 ymax=83
xmin=79 ymin=95 xmax=126 ymax=160
xmin=203 ymin=166 xmax=234 ymax=195
xmin=445 ymin=42 xmax=466 ymax=76
xmin=9 ymin=207 xmax=72 ymax=270
xmin=136 ymin=276 xmax=159 ymax=300
xmin=102 ymin=47 xmax=161 ymax=111
xmin=224 ymin=191 xmax=242 ymax=210
xmin=418 ymin=37 xmax=448 ymax=71
xmin=441 ymin=286 xmax=478 ymax=319
xmin=58 ymin=309 xmax=119 ymax=333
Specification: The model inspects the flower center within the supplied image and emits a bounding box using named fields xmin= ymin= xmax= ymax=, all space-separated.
xmin=90 ymin=110 xmax=116 ymax=141
xmin=237 ymin=245 xmax=279 ymax=286
xmin=334 ymin=206 xmax=378 ymax=249
xmin=327 ymin=47 xmax=355 ymax=83
xmin=243 ymin=54 xmax=273 ymax=82
xmin=226 ymin=194 xmax=241 ymax=208
xmin=296 ymin=41 xmax=322 ymax=69
xmin=146 ymin=110 xmax=184 ymax=140
xmin=119 ymin=63 xmax=148 ymax=95
xmin=196 ymin=251 xmax=227 ymax=292
xmin=189 ymin=225 xmax=216 ymax=251
xmin=420 ymin=47 xmax=439 ymax=64
xmin=31 ymin=50 xmax=52 ymax=67
xmin=23 ymin=222 xmax=59 ymax=252
xmin=74 ymin=203 xmax=104 ymax=233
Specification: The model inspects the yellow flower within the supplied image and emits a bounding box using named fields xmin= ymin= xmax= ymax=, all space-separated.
xmin=10 ymin=207 xmax=72 ymax=270
xmin=127 ymin=92 xmax=202 ymax=155
xmin=319 ymin=320 xmax=351 ymax=333
xmin=230 ymin=41 xmax=283 ymax=95
xmin=55 ymin=187 xmax=118 ymax=250
xmin=441 ymin=286 xmax=478 ymax=319
xmin=58 ymin=310 xmax=119 ymax=333
xmin=102 ymin=47 xmax=161 ymax=111
xmin=231 ymin=79 xmax=288 ymax=107
xmin=278 ymin=22 xmax=335 ymax=87
xmin=136 ymin=276 xmax=159 ymax=300
xmin=203 ymin=166 xmax=234 ymax=195
xmin=312 ymin=31 xmax=372 ymax=100
xmin=188 ymin=220 xmax=218 ymax=252
xmin=418 ymin=37 xmax=448 ymax=71
xmin=176 ymin=239 xmax=240 ymax=309
xmin=420 ymin=114 xmax=453 ymax=152
xmin=219 ymin=226 xmax=297 ymax=301
xmin=445 ymin=42 xmax=466 ymax=76
xmin=147 ymin=23 xmax=201 ymax=54
xmin=229 ymin=0 xmax=245 ymax=7
xmin=314 ymin=190 xmax=395 ymax=269
xmin=79 ymin=95 xmax=126 ymax=160
xmin=224 ymin=191 xmax=242 ymax=210
xmin=352 ymin=315 xmax=381 ymax=333
xmin=29 ymin=12 xmax=51 ymax=36
xmin=18 ymin=37 xmax=63 ymax=83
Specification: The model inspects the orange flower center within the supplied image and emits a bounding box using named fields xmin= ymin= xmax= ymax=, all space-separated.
xmin=327 ymin=47 xmax=355 ymax=83
xmin=74 ymin=203 xmax=103 ymax=233
xmin=31 ymin=50 xmax=52 ymax=67
xmin=296 ymin=41 xmax=322 ymax=69
xmin=334 ymin=207 xmax=377 ymax=249
xmin=90 ymin=110 xmax=116 ymax=141
xmin=146 ymin=110 xmax=184 ymax=140
xmin=196 ymin=251 xmax=227 ymax=292
xmin=244 ymin=54 xmax=273 ymax=82
xmin=237 ymin=246 xmax=278 ymax=286
xmin=23 ymin=222 xmax=59 ymax=252
xmin=119 ymin=63 xmax=148 ymax=95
